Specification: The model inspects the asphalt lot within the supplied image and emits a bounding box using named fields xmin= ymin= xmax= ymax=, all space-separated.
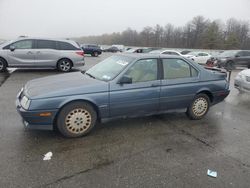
xmin=0 ymin=53 xmax=250 ymax=188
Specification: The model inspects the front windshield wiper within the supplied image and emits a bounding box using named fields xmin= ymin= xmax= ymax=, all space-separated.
xmin=85 ymin=72 xmax=96 ymax=79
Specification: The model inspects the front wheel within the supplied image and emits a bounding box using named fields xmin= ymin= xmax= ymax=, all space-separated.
xmin=57 ymin=101 xmax=97 ymax=138
xmin=57 ymin=59 xmax=72 ymax=72
xmin=186 ymin=94 xmax=210 ymax=120
xmin=0 ymin=58 xmax=7 ymax=72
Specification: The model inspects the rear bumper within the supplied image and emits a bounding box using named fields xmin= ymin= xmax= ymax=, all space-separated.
xmin=212 ymin=90 xmax=230 ymax=105
xmin=73 ymin=60 xmax=85 ymax=68
xmin=16 ymin=99 xmax=57 ymax=130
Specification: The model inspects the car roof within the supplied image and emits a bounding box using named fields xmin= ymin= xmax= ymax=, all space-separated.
xmin=11 ymin=37 xmax=77 ymax=44
xmin=121 ymin=52 xmax=183 ymax=59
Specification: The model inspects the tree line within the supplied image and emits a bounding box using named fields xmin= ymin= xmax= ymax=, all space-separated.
xmin=76 ymin=16 xmax=250 ymax=50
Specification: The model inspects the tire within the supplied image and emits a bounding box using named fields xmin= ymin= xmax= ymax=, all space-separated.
xmin=57 ymin=101 xmax=97 ymax=138
xmin=186 ymin=94 xmax=210 ymax=120
xmin=91 ymin=51 xmax=99 ymax=57
xmin=225 ymin=61 xmax=234 ymax=71
xmin=57 ymin=59 xmax=72 ymax=72
xmin=0 ymin=58 xmax=7 ymax=72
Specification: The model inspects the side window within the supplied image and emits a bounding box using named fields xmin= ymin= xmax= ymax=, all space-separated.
xmin=242 ymin=51 xmax=250 ymax=56
xmin=163 ymin=52 xmax=171 ymax=55
xmin=11 ymin=40 xmax=33 ymax=49
xmin=237 ymin=51 xmax=244 ymax=57
xmin=124 ymin=59 xmax=158 ymax=83
xmin=57 ymin=41 xmax=79 ymax=50
xmin=163 ymin=59 xmax=198 ymax=79
xmin=36 ymin=40 xmax=57 ymax=49
xmin=171 ymin=52 xmax=180 ymax=56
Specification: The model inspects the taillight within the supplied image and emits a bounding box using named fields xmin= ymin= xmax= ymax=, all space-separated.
xmin=76 ymin=51 xmax=84 ymax=56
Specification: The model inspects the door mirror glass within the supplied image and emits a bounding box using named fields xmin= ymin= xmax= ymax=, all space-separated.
xmin=119 ymin=75 xmax=132 ymax=84
xmin=10 ymin=45 xmax=15 ymax=51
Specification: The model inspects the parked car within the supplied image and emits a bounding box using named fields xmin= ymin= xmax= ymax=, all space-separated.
xmin=102 ymin=46 xmax=120 ymax=53
xmin=215 ymin=50 xmax=250 ymax=70
xmin=183 ymin=52 xmax=211 ymax=64
xmin=180 ymin=50 xmax=192 ymax=55
xmin=126 ymin=47 xmax=157 ymax=53
xmin=112 ymin=45 xmax=125 ymax=52
xmin=206 ymin=51 xmax=224 ymax=67
xmin=150 ymin=49 xmax=183 ymax=56
xmin=81 ymin=44 xmax=102 ymax=57
xmin=0 ymin=37 xmax=84 ymax=72
xmin=16 ymin=54 xmax=230 ymax=137
xmin=234 ymin=69 xmax=250 ymax=93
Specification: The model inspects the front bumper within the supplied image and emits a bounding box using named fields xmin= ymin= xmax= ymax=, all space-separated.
xmin=16 ymin=99 xmax=57 ymax=130
xmin=234 ymin=77 xmax=250 ymax=92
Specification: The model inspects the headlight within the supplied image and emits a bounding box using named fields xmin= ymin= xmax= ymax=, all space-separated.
xmin=20 ymin=96 xmax=31 ymax=110
xmin=220 ymin=58 xmax=227 ymax=62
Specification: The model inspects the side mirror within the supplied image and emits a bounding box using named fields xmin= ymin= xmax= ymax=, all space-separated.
xmin=118 ymin=75 xmax=132 ymax=84
xmin=10 ymin=45 xmax=15 ymax=51
xmin=235 ymin=54 xmax=240 ymax=58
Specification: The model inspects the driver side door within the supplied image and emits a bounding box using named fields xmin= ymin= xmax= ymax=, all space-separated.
xmin=109 ymin=58 xmax=160 ymax=117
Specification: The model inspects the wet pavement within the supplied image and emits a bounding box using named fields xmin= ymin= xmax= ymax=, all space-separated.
xmin=0 ymin=53 xmax=250 ymax=187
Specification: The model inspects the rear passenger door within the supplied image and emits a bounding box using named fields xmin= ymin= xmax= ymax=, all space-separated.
xmin=160 ymin=58 xmax=200 ymax=111
xmin=33 ymin=40 xmax=59 ymax=67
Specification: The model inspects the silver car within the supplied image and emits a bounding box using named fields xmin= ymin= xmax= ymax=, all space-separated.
xmin=234 ymin=69 xmax=250 ymax=93
xmin=0 ymin=37 xmax=84 ymax=72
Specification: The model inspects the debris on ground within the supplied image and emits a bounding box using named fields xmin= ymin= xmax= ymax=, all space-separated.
xmin=207 ymin=169 xmax=217 ymax=178
xmin=43 ymin=151 xmax=53 ymax=161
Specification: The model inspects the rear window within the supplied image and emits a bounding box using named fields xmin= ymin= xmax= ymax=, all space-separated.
xmin=36 ymin=40 xmax=57 ymax=49
xmin=57 ymin=41 xmax=80 ymax=50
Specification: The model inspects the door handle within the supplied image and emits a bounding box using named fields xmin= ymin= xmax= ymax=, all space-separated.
xmin=36 ymin=51 xmax=41 ymax=54
xmin=27 ymin=51 xmax=33 ymax=54
xmin=151 ymin=83 xmax=160 ymax=87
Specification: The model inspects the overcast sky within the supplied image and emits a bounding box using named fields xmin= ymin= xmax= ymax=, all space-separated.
xmin=0 ymin=0 xmax=250 ymax=39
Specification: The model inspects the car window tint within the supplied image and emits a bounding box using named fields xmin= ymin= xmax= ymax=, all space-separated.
xmin=58 ymin=41 xmax=78 ymax=50
xmin=163 ymin=59 xmax=197 ymax=79
xmin=11 ymin=40 xmax=33 ymax=49
xmin=163 ymin=52 xmax=171 ymax=55
xmin=37 ymin=40 xmax=57 ymax=49
xmin=242 ymin=51 xmax=250 ymax=56
xmin=125 ymin=59 xmax=158 ymax=83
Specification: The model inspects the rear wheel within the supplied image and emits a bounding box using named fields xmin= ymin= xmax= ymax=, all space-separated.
xmin=91 ymin=51 xmax=99 ymax=57
xmin=0 ymin=58 xmax=7 ymax=72
xmin=186 ymin=94 xmax=210 ymax=120
xmin=57 ymin=101 xmax=97 ymax=138
xmin=57 ymin=59 xmax=72 ymax=72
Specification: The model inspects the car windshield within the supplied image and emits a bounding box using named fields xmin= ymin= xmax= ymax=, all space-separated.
xmin=85 ymin=55 xmax=135 ymax=81
xmin=218 ymin=50 xmax=238 ymax=57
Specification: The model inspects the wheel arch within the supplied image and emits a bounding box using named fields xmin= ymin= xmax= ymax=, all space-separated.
xmin=196 ymin=89 xmax=214 ymax=103
xmin=0 ymin=56 xmax=8 ymax=66
xmin=56 ymin=57 xmax=73 ymax=67
xmin=53 ymin=99 xmax=100 ymax=128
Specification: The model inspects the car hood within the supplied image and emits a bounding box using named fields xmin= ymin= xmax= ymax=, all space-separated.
xmin=24 ymin=72 xmax=108 ymax=99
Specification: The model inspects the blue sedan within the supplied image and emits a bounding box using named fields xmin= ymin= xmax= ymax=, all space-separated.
xmin=16 ymin=54 xmax=230 ymax=137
